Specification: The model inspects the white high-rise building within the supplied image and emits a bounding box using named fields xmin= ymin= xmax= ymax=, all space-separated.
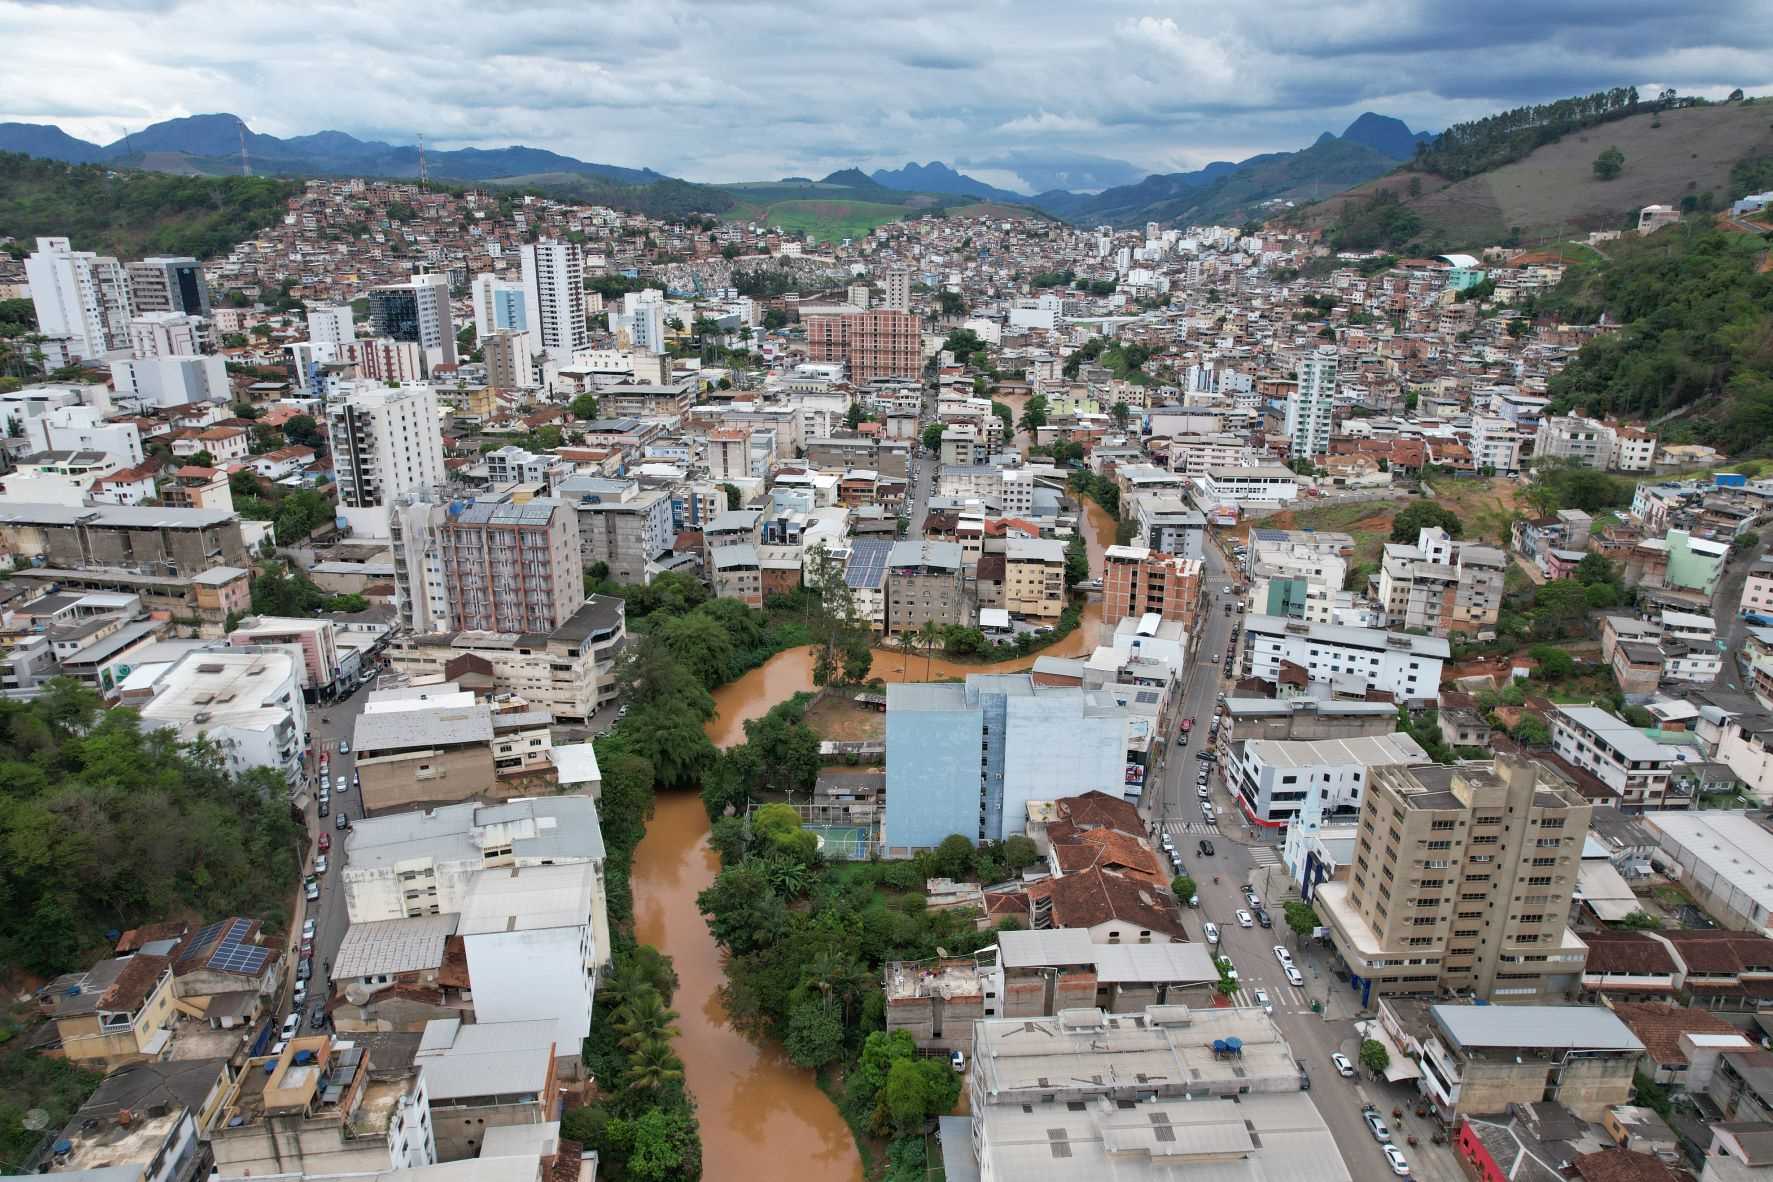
xmin=125 ymin=256 xmax=210 ymax=317
xmin=128 ymin=312 xmax=205 ymax=359
xmin=622 ymin=290 xmax=667 ymax=354
xmin=1286 ymin=345 xmax=1337 ymax=459
xmin=307 ymin=304 xmax=355 ymax=347
xmin=882 ymin=269 xmax=911 ymax=313
xmin=326 ymin=381 xmax=446 ymax=537
xmin=519 ymin=241 xmax=587 ymax=361
xmin=24 ymin=236 xmax=133 ymax=360
xmin=112 ymin=355 xmax=230 ymax=407
xmin=471 ymin=273 xmax=529 ymax=341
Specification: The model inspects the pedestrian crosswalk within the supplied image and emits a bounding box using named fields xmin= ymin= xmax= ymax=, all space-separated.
xmin=1247 ymin=846 xmax=1282 ymax=868
xmin=1228 ymin=980 xmax=1313 ymax=1011
xmin=1163 ymin=820 xmax=1221 ymax=836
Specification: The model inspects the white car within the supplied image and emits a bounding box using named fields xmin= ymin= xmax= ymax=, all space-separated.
xmin=302 ymin=918 xmax=317 ymax=939
xmin=1384 ymin=1145 xmax=1410 ymax=1176
xmin=1197 ymin=786 xmax=1210 ymax=800
xmin=1273 ymin=945 xmax=1291 ymax=965
xmin=314 ymin=854 xmax=328 ymax=874
xmin=1245 ymin=889 xmax=1262 ymax=908
xmin=292 ymin=979 xmax=308 ymax=1007
xmin=1201 ymin=803 xmax=1215 ymax=820
xmin=1203 ymin=922 xmax=1220 ymax=944
xmin=1236 ymin=909 xmax=1253 ymax=928
xmin=1364 ymin=1110 xmax=1391 ymax=1143
xmin=1286 ymin=965 xmax=1305 ymax=987
xmin=1332 ymin=1052 xmax=1355 ymax=1077
xmin=281 ymin=1012 xmax=301 ymax=1040
xmin=1253 ymin=987 xmax=1271 ymax=1014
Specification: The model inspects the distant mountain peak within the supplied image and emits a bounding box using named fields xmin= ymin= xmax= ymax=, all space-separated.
xmin=819 ymin=167 xmax=876 ymax=187
xmin=1338 ymin=113 xmax=1426 ymax=160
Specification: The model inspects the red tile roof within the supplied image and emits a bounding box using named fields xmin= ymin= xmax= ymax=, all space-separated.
xmin=1610 ymin=1001 xmax=1740 ymax=1065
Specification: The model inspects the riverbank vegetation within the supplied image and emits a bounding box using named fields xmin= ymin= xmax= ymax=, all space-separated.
xmin=697 ymin=799 xmax=1013 ymax=1175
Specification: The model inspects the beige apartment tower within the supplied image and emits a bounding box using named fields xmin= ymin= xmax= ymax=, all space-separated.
xmin=1316 ymin=756 xmax=1591 ymax=1006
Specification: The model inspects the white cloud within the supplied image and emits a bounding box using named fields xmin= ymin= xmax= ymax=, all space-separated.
xmin=1 ymin=1 xmax=1769 ymax=187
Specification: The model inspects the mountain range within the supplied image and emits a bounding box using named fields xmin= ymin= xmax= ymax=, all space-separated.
xmin=0 ymin=112 xmax=666 ymax=185
xmin=0 ymin=110 xmax=1436 ymax=231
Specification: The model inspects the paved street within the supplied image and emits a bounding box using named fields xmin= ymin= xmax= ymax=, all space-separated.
xmin=1138 ymin=530 xmax=1465 ymax=1182
xmin=1715 ymin=531 xmax=1768 ymax=691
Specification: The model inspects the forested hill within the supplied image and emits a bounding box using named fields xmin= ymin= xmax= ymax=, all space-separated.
xmin=1541 ymin=224 xmax=1773 ymax=453
xmin=0 ymin=152 xmax=298 ymax=259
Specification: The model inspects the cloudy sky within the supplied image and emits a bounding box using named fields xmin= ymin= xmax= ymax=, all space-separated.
xmin=3 ymin=0 xmax=1769 ymax=192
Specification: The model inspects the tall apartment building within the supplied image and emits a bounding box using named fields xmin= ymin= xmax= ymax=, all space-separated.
xmin=884 ymin=539 xmax=966 ymax=636
xmin=1249 ymin=545 xmax=1350 ymax=624
xmin=1285 ymin=345 xmax=1337 ymax=459
xmin=307 ymin=304 xmax=355 ymax=346
xmin=616 ymin=290 xmax=667 ymax=354
xmin=471 ymin=273 xmax=528 ymax=340
xmin=519 ymin=241 xmax=587 ymax=360
xmin=367 ymin=272 xmax=454 ymax=370
xmin=884 ymin=674 xmax=1132 ymax=852
xmin=1468 ymin=415 xmax=1524 ymax=473
xmin=1101 ymin=544 xmax=1204 ymax=631
xmin=1378 ymin=527 xmax=1507 ymax=634
xmin=25 ymin=236 xmax=133 ymax=359
xmin=805 ymin=309 xmax=921 ymax=384
xmin=326 ymin=381 xmax=446 ymax=533
xmin=482 ymin=329 xmax=538 ymax=390
xmin=1001 ymin=537 xmax=1066 ymax=620
xmin=882 ymin=269 xmax=911 ymax=313
xmin=1316 ymin=756 xmax=1592 ymax=1006
xmin=125 ymin=256 xmax=210 ymax=317
xmin=557 ymin=475 xmax=674 ymax=584
xmin=390 ymin=499 xmax=453 ymax=634
xmin=439 ymin=498 xmax=583 ymax=635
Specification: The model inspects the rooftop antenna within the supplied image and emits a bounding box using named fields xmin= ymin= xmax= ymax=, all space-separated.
xmin=417 ymin=132 xmax=428 ymax=191
xmin=237 ymin=120 xmax=252 ymax=177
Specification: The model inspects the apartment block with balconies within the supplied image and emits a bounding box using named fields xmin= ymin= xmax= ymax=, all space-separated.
xmin=1315 ymin=756 xmax=1591 ymax=1008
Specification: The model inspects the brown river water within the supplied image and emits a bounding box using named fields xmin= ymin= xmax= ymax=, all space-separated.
xmin=629 ymin=498 xmax=1115 ymax=1179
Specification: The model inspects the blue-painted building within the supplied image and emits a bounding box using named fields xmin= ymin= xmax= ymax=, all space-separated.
xmin=883 ymin=674 xmax=1130 ymax=855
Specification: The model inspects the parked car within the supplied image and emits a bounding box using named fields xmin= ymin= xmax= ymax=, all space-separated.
xmin=1253 ymin=987 xmax=1271 ymax=1013
xmin=318 ymin=832 xmax=331 ymax=853
xmin=1203 ymin=922 xmax=1219 ymax=944
xmin=1286 ymin=965 xmax=1304 ymax=987
xmin=302 ymin=918 xmax=317 ymax=939
xmin=318 ymin=800 xmax=329 ymax=818
xmin=1244 ymin=888 xmax=1263 ymax=908
xmin=338 ymin=741 xmax=349 ymax=753
xmin=1363 ymin=1108 xmax=1391 ymax=1143
xmin=335 ymin=811 xmax=349 ymax=829
xmin=1332 ymin=1052 xmax=1355 ymax=1077
xmin=281 ymin=1012 xmax=301 ymax=1040
xmin=314 ymin=854 xmax=327 ymax=874
xmin=1254 ymin=908 xmax=1272 ymax=928
xmin=1197 ymin=786 xmax=1211 ymax=800
xmin=292 ymin=979 xmax=307 ymax=1007
xmin=1273 ymin=945 xmax=1291 ymax=965
xmin=1384 ymin=1145 xmax=1410 ymax=1176
xmin=310 ymin=1002 xmax=327 ymax=1030
xmin=1200 ymin=803 xmax=1215 ymax=820
xmin=1236 ymin=909 xmax=1253 ymax=928
xmin=950 ymin=1050 xmax=966 ymax=1072
xmin=305 ymin=880 xmax=320 ymax=902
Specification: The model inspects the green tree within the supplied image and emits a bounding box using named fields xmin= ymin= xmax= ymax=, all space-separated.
xmin=619 ymin=1107 xmax=701 ymax=1182
xmin=1593 ymin=146 xmax=1626 ymax=180
xmin=921 ymin=422 xmax=945 ymax=452
xmin=1390 ymin=501 xmax=1462 ymax=542
xmin=1532 ymin=579 xmax=1592 ymax=635
xmin=1574 ymin=553 xmax=1618 ymax=585
xmin=1018 ymin=393 xmax=1050 ymax=433
xmin=784 ymin=996 xmax=846 ymax=1067
xmin=1283 ymin=900 xmax=1319 ymax=941
xmin=933 ymin=834 xmax=977 ymax=881
xmin=697 ymin=862 xmax=788 ymax=956
xmin=762 ymin=308 xmax=788 ymax=330
xmin=1619 ymin=910 xmax=1664 ymax=930
xmin=1171 ymin=875 xmax=1196 ymax=903
xmin=1528 ymin=644 xmax=1576 ymax=680
xmin=879 ymin=1056 xmax=961 ymax=1137
xmin=719 ymin=482 xmax=741 ymax=511
xmin=991 ymin=400 xmax=1015 ymax=439
xmin=570 ymin=393 xmax=600 ymax=420
xmin=1109 ymin=401 xmax=1131 ymax=430
xmin=1513 ymin=715 xmax=1552 ymax=746
xmin=658 ymin=612 xmax=739 ymax=690
xmin=283 ymin=414 xmax=323 ymax=448
xmin=1359 ymin=1038 xmax=1391 ymax=1075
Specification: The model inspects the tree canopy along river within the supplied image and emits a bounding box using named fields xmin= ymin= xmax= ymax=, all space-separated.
xmin=627 ymin=497 xmax=1114 ymax=1179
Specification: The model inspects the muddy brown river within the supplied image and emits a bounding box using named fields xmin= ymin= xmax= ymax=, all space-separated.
xmin=628 ymin=498 xmax=1115 ymax=1179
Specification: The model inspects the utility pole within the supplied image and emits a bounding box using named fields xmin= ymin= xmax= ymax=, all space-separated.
xmin=238 ymin=119 xmax=251 ymax=176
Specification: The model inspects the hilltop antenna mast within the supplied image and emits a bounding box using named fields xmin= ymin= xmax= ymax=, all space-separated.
xmin=417 ymin=132 xmax=428 ymax=190
xmin=238 ymin=120 xmax=251 ymax=177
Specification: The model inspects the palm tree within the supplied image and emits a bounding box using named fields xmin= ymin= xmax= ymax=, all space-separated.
xmin=624 ymin=1039 xmax=685 ymax=1091
xmin=612 ymin=990 xmax=679 ymax=1052
xmin=917 ymin=618 xmax=943 ymax=679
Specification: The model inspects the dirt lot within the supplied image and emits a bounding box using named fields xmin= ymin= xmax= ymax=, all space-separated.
xmin=803 ymin=692 xmax=885 ymax=742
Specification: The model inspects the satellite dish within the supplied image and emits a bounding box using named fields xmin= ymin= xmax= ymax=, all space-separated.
xmin=22 ymin=1108 xmax=49 ymax=1131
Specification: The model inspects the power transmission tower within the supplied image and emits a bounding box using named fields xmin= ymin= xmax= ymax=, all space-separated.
xmin=238 ymin=120 xmax=252 ymax=176
xmin=417 ymin=132 xmax=428 ymax=190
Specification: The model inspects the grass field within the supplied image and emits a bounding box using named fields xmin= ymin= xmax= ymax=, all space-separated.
xmin=748 ymin=199 xmax=910 ymax=242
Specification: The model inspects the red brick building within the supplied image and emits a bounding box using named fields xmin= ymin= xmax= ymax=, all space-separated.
xmin=1101 ymin=544 xmax=1204 ymax=631
xmin=804 ymin=309 xmax=921 ymax=384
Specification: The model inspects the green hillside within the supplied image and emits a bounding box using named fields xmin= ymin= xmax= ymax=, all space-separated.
xmin=1303 ymin=99 xmax=1773 ymax=250
xmin=739 ymin=199 xmax=913 ymax=242
xmin=489 ymin=171 xmax=735 ymax=219
xmin=0 ymin=152 xmax=299 ymax=259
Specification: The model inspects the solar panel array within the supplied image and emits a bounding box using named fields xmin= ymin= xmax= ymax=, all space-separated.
xmin=845 ymin=540 xmax=893 ymax=589
xmin=205 ymin=917 xmax=272 ymax=975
